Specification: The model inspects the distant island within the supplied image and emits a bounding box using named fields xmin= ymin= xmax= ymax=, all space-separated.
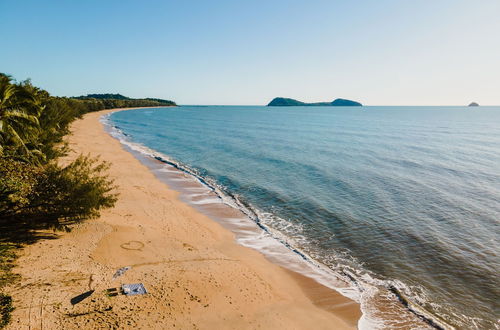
xmin=468 ymin=102 xmax=479 ymax=107
xmin=73 ymin=93 xmax=176 ymax=108
xmin=268 ymin=97 xmax=362 ymax=107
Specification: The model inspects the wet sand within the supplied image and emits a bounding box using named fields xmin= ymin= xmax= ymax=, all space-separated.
xmin=6 ymin=108 xmax=361 ymax=329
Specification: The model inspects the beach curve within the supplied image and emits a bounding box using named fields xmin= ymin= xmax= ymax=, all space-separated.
xmin=6 ymin=108 xmax=361 ymax=329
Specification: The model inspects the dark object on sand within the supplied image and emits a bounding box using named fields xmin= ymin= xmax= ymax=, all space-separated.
xmin=122 ymin=283 xmax=148 ymax=296
xmin=70 ymin=290 xmax=95 ymax=305
xmin=468 ymin=102 xmax=479 ymax=107
xmin=106 ymin=288 xmax=120 ymax=297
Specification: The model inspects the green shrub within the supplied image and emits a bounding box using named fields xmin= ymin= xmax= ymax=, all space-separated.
xmin=20 ymin=155 xmax=117 ymax=230
xmin=0 ymin=158 xmax=40 ymax=217
xmin=1 ymin=155 xmax=117 ymax=230
xmin=0 ymin=293 xmax=13 ymax=329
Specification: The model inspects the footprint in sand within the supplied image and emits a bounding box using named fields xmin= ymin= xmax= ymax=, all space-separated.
xmin=120 ymin=241 xmax=145 ymax=251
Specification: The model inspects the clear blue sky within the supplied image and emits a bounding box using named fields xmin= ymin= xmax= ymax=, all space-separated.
xmin=1 ymin=0 xmax=499 ymax=105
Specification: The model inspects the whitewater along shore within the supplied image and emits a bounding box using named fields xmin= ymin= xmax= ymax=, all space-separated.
xmin=6 ymin=108 xmax=360 ymax=329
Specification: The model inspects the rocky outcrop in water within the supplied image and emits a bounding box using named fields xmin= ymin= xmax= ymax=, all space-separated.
xmin=267 ymin=97 xmax=362 ymax=106
xmin=331 ymin=98 xmax=362 ymax=106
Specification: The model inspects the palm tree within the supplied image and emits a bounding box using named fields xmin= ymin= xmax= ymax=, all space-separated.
xmin=0 ymin=74 xmax=42 ymax=159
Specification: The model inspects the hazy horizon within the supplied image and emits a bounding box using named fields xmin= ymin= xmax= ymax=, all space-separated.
xmin=1 ymin=0 xmax=499 ymax=106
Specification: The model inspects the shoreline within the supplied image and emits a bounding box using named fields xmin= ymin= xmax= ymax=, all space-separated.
xmin=102 ymin=108 xmax=364 ymax=323
xmin=6 ymin=107 xmax=361 ymax=329
xmin=100 ymin=107 xmax=447 ymax=330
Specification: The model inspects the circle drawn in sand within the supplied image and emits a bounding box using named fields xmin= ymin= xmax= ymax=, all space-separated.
xmin=120 ymin=241 xmax=145 ymax=250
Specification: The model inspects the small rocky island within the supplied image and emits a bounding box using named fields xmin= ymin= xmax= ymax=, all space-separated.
xmin=268 ymin=97 xmax=362 ymax=107
xmin=468 ymin=102 xmax=479 ymax=107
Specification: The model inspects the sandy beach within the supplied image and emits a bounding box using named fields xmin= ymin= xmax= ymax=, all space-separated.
xmin=6 ymin=108 xmax=361 ymax=329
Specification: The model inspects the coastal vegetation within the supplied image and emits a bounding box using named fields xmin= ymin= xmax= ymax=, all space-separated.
xmin=74 ymin=93 xmax=176 ymax=109
xmin=267 ymin=97 xmax=362 ymax=106
xmin=0 ymin=73 xmax=174 ymax=327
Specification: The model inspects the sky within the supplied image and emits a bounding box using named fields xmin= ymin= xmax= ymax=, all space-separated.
xmin=1 ymin=0 xmax=499 ymax=105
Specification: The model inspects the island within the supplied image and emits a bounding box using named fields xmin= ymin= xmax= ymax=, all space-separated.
xmin=268 ymin=97 xmax=362 ymax=107
xmin=331 ymin=98 xmax=363 ymax=106
xmin=468 ymin=102 xmax=479 ymax=107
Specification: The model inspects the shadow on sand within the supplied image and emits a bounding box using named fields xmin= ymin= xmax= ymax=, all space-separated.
xmin=70 ymin=290 xmax=95 ymax=305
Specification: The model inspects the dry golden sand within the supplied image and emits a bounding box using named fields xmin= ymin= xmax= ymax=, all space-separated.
xmin=6 ymin=109 xmax=361 ymax=329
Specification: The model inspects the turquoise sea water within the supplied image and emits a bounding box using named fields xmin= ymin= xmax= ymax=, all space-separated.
xmin=108 ymin=106 xmax=500 ymax=329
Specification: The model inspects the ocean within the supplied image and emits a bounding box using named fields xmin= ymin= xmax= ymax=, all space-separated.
xmin=106 ymin=106 xmax=500 ymax=329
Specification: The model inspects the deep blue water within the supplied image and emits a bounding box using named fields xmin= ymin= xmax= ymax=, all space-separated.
xmin=110 ymin=106 xmax=500 ymax=329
